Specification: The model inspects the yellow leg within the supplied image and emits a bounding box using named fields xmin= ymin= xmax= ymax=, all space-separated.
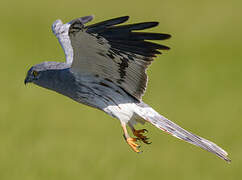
xmin=122 ymin=124 xmax=141 ymax=153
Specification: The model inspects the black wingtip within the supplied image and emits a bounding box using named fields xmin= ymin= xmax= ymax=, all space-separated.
xmin=164 ymin=34 xmax=172 ymax=39
xmin=86 ymin=16 xmax=171 ymax=57
xmin=86 ymin=16 xmax=130 ymax=33
xmin=104 ymin=16 xmax=129 ymax=25
xmin=120 ymin=16 xmax=130 ymax=21
xmin=108 ymin=16 xmax=130 ymax=25
xmin=113 ymin=21 xmax=159 ymax=31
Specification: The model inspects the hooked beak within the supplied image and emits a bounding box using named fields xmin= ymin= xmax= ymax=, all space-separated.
xmin=24 ymin=76 xmax=31 ymax=85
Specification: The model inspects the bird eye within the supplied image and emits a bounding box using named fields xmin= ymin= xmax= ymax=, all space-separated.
xmin=33 ymin=70 xmax=39 ymax=77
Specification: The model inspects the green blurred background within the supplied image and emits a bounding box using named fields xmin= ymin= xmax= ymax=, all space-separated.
xmin=0 ymin=0 xmax=241 ymax=179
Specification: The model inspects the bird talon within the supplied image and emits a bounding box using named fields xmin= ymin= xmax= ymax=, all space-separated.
xmin=133 ymin=129 xmax=151 ymax=144
xmin=143 ymin=139 xmax=152 ymax=144
xmin=126 ymin=137 xmax=141 ymax=153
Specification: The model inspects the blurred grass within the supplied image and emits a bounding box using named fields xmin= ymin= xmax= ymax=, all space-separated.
xmin=0 ymin=0 xmax=241 ymax=179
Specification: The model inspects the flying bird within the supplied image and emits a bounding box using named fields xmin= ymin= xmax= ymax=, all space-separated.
xmin=24 ymin=15 xmax=230 ymax=162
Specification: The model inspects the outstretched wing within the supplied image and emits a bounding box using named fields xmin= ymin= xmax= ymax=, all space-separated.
xmin=52 ymin=16 xmax=94 ymax=64
xmin=52 ymin=16 xmax=171 ymax=100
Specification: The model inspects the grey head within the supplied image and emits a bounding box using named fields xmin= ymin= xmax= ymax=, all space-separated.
xmin=24 ymin=61 xmax=71 ymax=90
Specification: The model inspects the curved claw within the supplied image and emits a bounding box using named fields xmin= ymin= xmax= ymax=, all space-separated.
xmin=143 ymin=139 xmax=152 ymax=144
xmin=138 ymin=150 xmax=143 ymax=154
xmin=133 ymin=129 xmax=151 ymax=145
xmin=135 ymin=129 xmax=148 ymax=133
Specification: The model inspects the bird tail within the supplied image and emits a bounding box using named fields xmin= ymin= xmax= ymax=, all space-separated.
xmin=135 ymin=102 xmax=231 ymax=162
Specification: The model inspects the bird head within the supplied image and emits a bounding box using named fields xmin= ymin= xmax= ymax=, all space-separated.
xmin=24 ymin=66 xmax=42 ymax=85
xmin=24 ymin=61 xmax=69 ymax=85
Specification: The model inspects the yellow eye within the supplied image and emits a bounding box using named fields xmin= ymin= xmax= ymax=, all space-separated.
xmin=33 ymin=71 xmax=38 ymax=77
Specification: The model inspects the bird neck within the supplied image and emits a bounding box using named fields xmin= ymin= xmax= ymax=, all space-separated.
xmin=35 ymin=68 xmax=77 ymax=98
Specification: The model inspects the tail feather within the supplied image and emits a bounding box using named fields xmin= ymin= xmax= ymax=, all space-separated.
xmin=136 ymin=103 xmax=231 ymax=162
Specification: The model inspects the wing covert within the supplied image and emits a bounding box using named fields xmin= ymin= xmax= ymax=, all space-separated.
xmin=59 ymin=16 xmax=171 ymax=100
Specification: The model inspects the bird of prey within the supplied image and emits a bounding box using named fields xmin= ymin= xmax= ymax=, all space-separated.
xmin=24 ymin=15 xmax=230 ymax=162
